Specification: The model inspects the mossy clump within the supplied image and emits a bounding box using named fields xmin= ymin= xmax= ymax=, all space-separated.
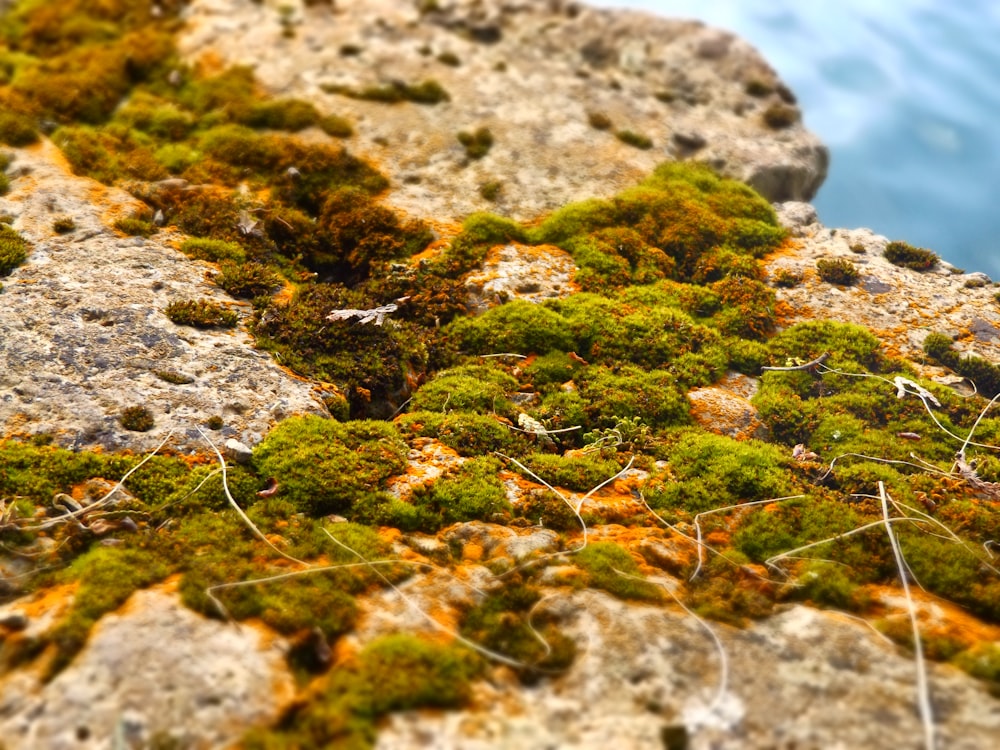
xmin=460 ymin=581 xmax=576 ymax=683
xmin=324 ymin=79 xmax=450 ymax=105
xmin=575 ymin=542 xmax=662 ymax=601
xmin=120 ymin=405 xmax=154 ymax=431
xmin=164 ymin=299 xmax=238 ymax=328
xmin=815 ymin=257 xmax=859 ymax=285
xmin=113 ymin=215 xmax=156 ymax=236
xmin=647 ymin=431 xmax=793 ymax=514
xmin=445 ymin=299 xmax=575 ymax=356
xmin=457 ymin=126 xmax=494 ymax=160
xmin=0 ymin=224 xmax=29 ymax=275
xmin=479 ymin=180 xmax=503 ymax=201
xmin=762 ymin=102 xmax=800 ymax=129
xmin=587 ymin=111 xmax=612 ymax=130
xmin=437 ymin=211 xmax=527 ymax=276
xmin=409 ymin=363 xmax=518 ymax=415
xmin=252 ymin=414 xmax=408 ymax=516
xmin=179 ymin=237 xmax=247 ymax=264
xmin=243 ymin=634 xmax=480 ymax=748
xmin=578 ymin=365 xmax=691 ymax=431
xmin=52 ymin=216 xmax=76 ymax=234
xmin=771 ymin=267 xmax=802 ymax=287
xmin=924 ymin=332 xmax=1000 ymax=398
xmin=530 ymin=161 xmax=784 ymax=281
xmin=884 ymin=240 xmax=938 ymax=271
xmin=411 ymin=456 xmax=511 ymax=529
xmin=0 ymin=109 xmax=38 ymax=146
xmin=250 ymin=283 xmax=432 ymax=417
xmin=615 ymin=130 xmax=653 ymax=150
xmin=396 ymin=411 xmax=520 ymax=456
xmin=213 ymin=261 xmax=282 ymax=299
xmin=520 ymin=452 xmax=623 ymax=492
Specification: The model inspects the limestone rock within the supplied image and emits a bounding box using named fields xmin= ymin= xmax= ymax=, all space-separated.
xmin=0 ymin=584 xmax=294 ymax=750
xmin=465 ymin=242 xmax=578 ymax=314
xmin=373 ymin=590 xmax=1000 ymax=749
xmin=688 ymin=372 xmax=768 ymax=441
xmin=768 ymin=204 xmax=1000 ymax=366
xmin=178 ymin=0 xmax=828 ymax=225
xmin=0 ymin=141 xmax=325 ymax=453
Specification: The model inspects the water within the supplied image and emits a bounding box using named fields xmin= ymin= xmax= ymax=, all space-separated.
xmin=586 ymin=0 xmax=1000 ymax=277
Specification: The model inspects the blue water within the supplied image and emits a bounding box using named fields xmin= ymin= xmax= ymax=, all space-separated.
xmin=587 ymin=0 xmax=1000 ymax=277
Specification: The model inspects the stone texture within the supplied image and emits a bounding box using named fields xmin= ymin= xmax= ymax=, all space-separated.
xmin=0 ymin=583 xmax=294 ymax=750
xmin=770 ymin=202 xmax=1000 ymax=368
xmin=367 ymin=586 xmax=1000 ymax=750
xmin=178 ymin=0 xmax=828 ymax=225
xmin=465 ymin=242 xmax=578 ymax=314
xmin=0 ymin=141 xmax=325 ymax=453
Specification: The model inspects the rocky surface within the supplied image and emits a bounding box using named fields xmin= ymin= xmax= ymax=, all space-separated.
xmin=0 ymin=140 xmax=325 ymax=453
xmin=0 ymin=582 xmax=295 ymax=750
xmin=178 ymin=0 xmax=829 ymax=222
xmin=372 ymin=588 xmax=1000 ymax=750
xmin=771 ymin=201 xmax=1000 ymax=367
xmin=3 ymin=2 xmax=1000 ymax=749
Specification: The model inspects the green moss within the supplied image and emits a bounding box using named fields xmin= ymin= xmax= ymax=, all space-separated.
xmin=771 ymin=267 xmax=802 ymax=287
xmin=923 ymin=333 xmax=1000 ymax=398
xmin=409 ymin=363 xmax=518 ymax=415
xmin=520 ymin=452 xmax=622 ymax=492
xmin=954 ymin=643 xmax=1000 ymax=693
xmin=120 ymin=405 xmax=154 ymax=431
xmin=213 ymin=261 xmax=282 ymax=299
xmin=0 ymin=439 xmax=106 ymax=504
xmin=794 ymin=560 xmax=870 ymax=612
xmin=244 ymin=634 xmax=480 ymax=749
xmin=179 ymin=237 xmax=247 ymax=263
xmin=457 ymin=126 xmax=493 ymax=159
xmin=575 ymin=542 xmax=662 ymax=601
xmin=164 ymin=299 xmax=238 ymax=328
xmin=587 ymin=111 xmax=612 ymax=130
xmin=250 ymin=284 xmax=431 ymax=417
xmin=396 ymin=411 xmax=520 ymax=456
xmin=411 ymin=456 xmax=511 ymax=530
xmin=615 ymin=130 xmax=653 ymax=149
xmin=323 ymin=79 xmax=450 ymax=105
xmin=460 ymin=581 xmax=576 ymax=683
xmin=252 ymin=415 xmax=408 ymax=516
xmin=319 ymin=114 xmax=354 ymax=138
xmin=579 ymin=366 xmax=690 ymax=430
xmin=437 ymin=211 xmax=527 ymax=276
xmin=884 ymin=241 xmax=938 ymax=271
xmin=479 ymin=180 xmax=503 ymax=201
xmin=310 ymin=187 xmax=431 ymax=279
xmin=241 ymin=98 xmax=322 ymax=132
xmin=815 ymin=257 xmax=859 ymax=285
xmin=0 ymin=224 xmax=29 ymax=275
xmin=113 ymin=215 xmax=156 ymax=237
xmin=52 ymin=216 xmax=76 ymax=234
xmin=446 ymin=299 xmax=574 ymax=356
xmin=0 ymin=109 xmax=38 ymax=146
xmin=648 ymin=431 xmax=792 ymax=513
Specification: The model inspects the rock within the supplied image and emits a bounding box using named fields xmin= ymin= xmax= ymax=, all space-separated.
xmin=0 ymin=584 xmax=294 ymax=750
xmin=774 ymin=200 xmax=820 ymax=236
xmin=765 ymin=214 xmax=1000 ymax=365
xmin=223 ymin=438 xmax=254 ymax=465
xmin=0 ymin=141 xmax=325 ymax=453
xmin=687 ymin=373 xmax=768 ymax=441
xmin=373 ymin=591 xmax=1000 ymax=749
xmin=178 ymin=0 xmax=828 ymax=225
xmin=465 ymin=243 xmax=578 ymax=314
